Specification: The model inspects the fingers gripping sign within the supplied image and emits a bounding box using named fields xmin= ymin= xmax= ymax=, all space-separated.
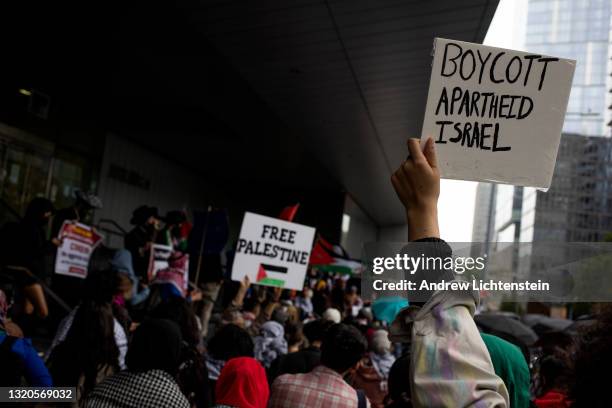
xmin=391 ymin=138 xmax=440 ymax=241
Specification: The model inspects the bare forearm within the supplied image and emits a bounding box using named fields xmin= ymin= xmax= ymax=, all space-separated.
xmin=407 ymin=207 xmax=440 ymax=241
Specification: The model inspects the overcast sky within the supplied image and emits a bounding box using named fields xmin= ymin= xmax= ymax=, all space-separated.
xmin=436 ymin=0 xmax=527 ymax=242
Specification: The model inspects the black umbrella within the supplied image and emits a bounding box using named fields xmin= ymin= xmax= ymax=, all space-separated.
xmin=522 ymin=314 xmax=572 ymax=335
xmin=475 ymin=313 xmax=539 ymax=348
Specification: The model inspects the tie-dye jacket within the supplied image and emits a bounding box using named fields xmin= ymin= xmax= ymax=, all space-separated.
xmin=391 ymin=289 xmax=509 ymax=408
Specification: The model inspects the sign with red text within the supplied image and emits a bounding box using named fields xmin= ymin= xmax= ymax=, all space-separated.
xmin=421 ymin=38 xmax=575 ymax=189
xmin=231 ymin=212 xmax=316 ymax=290
xmin=55 ymin=221 xmax=104 ymax=279
xmin=147 ymin=244 xmax=173 ymax=282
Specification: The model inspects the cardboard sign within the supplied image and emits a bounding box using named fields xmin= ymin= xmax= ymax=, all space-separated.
xmin=421 ymin=38 xmax=575 ymax=189
xmin=55 ymin=221 xmax=104 ymax=279
xmin=148 ymin=244 xmax=173 ymax=282
xmin=231 ymin=212 xmax=316 ymax=290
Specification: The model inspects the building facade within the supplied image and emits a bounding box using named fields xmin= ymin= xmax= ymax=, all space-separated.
xmin=526 ymin=0 xmax=612 ymax=137
xmin=520 ymin=133 xmax=612 ymax=242
xmin=474 ymin=0 xmax=612 ymax=248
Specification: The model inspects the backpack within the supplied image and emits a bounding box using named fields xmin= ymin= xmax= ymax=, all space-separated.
xmin=0 ymin=335 xmax=24 ymax=386
xmin=357 ymin=389 xmax=367 ymax=408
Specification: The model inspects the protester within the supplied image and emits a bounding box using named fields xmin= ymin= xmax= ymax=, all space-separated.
xmin=534 ymin=356 xmax=570 ymax=408
xmin=284 ymin=322 xmax=304 ymax=353
xmin=85 ymin=318 xmax=190 ymax=408
xmin=206 ymin=323 xmax=255 ymax=401
xmin=151 ymin=297 xmax=210 ymax=408
xmin=322 ymin=307 xmax=342 ymax=324
xmin=388 ymin=138 xmax=509 ymax=407
xmin=268 ymin=318 xmax=332 ymax=382
xmin=0 ymin=288 xmax=52 ymax=386
xmin=481 ymin=333 xmax=531 ymax=408
xmin=351 ymin=330 xmax=396 ymax=408
xmin=242 ymin=296 xmax=261 ymax=331
xmin=569 ymin=307 xmax=612 ymax=407
xmin=147 ymin=251 xmax=190 ymax=310
xmin=111 ymin=249 xmax=150 ymax=307
xmin=51 ymin=190 xmax=103 ymax=239
xmin=48 ymin=267 xmax=128 ymax=402
xmin=51 ymin=193 xmax=104 ymax=309
xmin=125 ymin=205 xmax=160 ymax=281
xmin=158 ymin=210 xmax=189 ymax=252
xmin=214 ymin=357 xmax=269 ymax=408
xmin=345 ymin=286 xmax=363 ymax=317
xmin=269 ymin=323 xmax=369 ymax=408
xmin=0 ymin=197 xmax=53 ymax=323
xmin=253 ymin=320 xmax=288 ymax=369
xmin=294 ymin=287 xmax=313 ymax=319
xmin=384 ymin=354 xmax=411 ymax=408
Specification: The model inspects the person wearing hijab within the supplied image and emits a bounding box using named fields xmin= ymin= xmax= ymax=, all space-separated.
xmin=214 ymin=357 xmax=269 ymax=408
xmin=254 ymin=320 xmax=288 ymax=369
xmin=322 ymin=308 xmax=342 ymax=324
xmin=111 ymin=249 xmax=149 ymax=306
xmin=350 ymin=329 xmax=396 ymax=408
xmin=481 ymin=333 xmax=531 ymax=408
xmin=85 ymin=318 xmax=190 ymax=408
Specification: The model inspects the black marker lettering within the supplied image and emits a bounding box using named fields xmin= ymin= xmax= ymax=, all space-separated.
xmin=441 ymin=43 xmax=463 ymax=77
xmin=490 ymin=52 xmax=506 ymax=83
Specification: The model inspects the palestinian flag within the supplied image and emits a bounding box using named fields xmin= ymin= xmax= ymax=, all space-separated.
xmin=309 ymin=235 xmax=363 ymax=275
xmin=256 ymin=263 xmax=287 ymax=287
xmin=278 ymin=203 xmax=300 ymax=222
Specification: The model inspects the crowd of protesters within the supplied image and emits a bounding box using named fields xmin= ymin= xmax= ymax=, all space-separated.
xmin=0 ymin=138 xmax=611 ymax=407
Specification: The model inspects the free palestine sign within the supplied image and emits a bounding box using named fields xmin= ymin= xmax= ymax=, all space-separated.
xmin=420 ymin=38 xmax=576 ymax=189
xmin=231 ymin=212 xmax=316 ymax=290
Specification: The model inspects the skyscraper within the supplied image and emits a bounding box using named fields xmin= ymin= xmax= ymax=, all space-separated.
xmin=473 ymin=0 xmax=612 ymax=248
xmin=520 ymin=133 xmax=612 ymax=242
xmin=526 ymin=0 xmax=611 ymax=137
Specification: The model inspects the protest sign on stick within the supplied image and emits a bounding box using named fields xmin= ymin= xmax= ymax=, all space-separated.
xmin=231 ymin=212 xmax=316 ymax=290
xmin=420 ymin=38 xmax=576 ymax=189
xmin=55 ymin=221 xmax=104 ymax=279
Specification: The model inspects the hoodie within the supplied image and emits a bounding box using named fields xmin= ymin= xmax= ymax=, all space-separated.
xmin=111 ymin=249 xmax=150 ymax=305
xmin=390 ymin=288 xmax=509 ymax=408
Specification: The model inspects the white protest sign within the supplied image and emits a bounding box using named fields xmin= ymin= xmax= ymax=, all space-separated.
xmin=148 ymin=244 xmax=173 ymax=281
xmin=231 ymin=212 xmax=316 ymax=290
xmin=421 ymin=38 xmax=575 ymax=188
xmin=55 ymin=221 xmax=104 ymax=279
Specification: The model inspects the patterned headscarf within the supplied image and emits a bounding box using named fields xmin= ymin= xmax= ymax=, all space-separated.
xmin=253 ymin=321 xmax=287 ymax=368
